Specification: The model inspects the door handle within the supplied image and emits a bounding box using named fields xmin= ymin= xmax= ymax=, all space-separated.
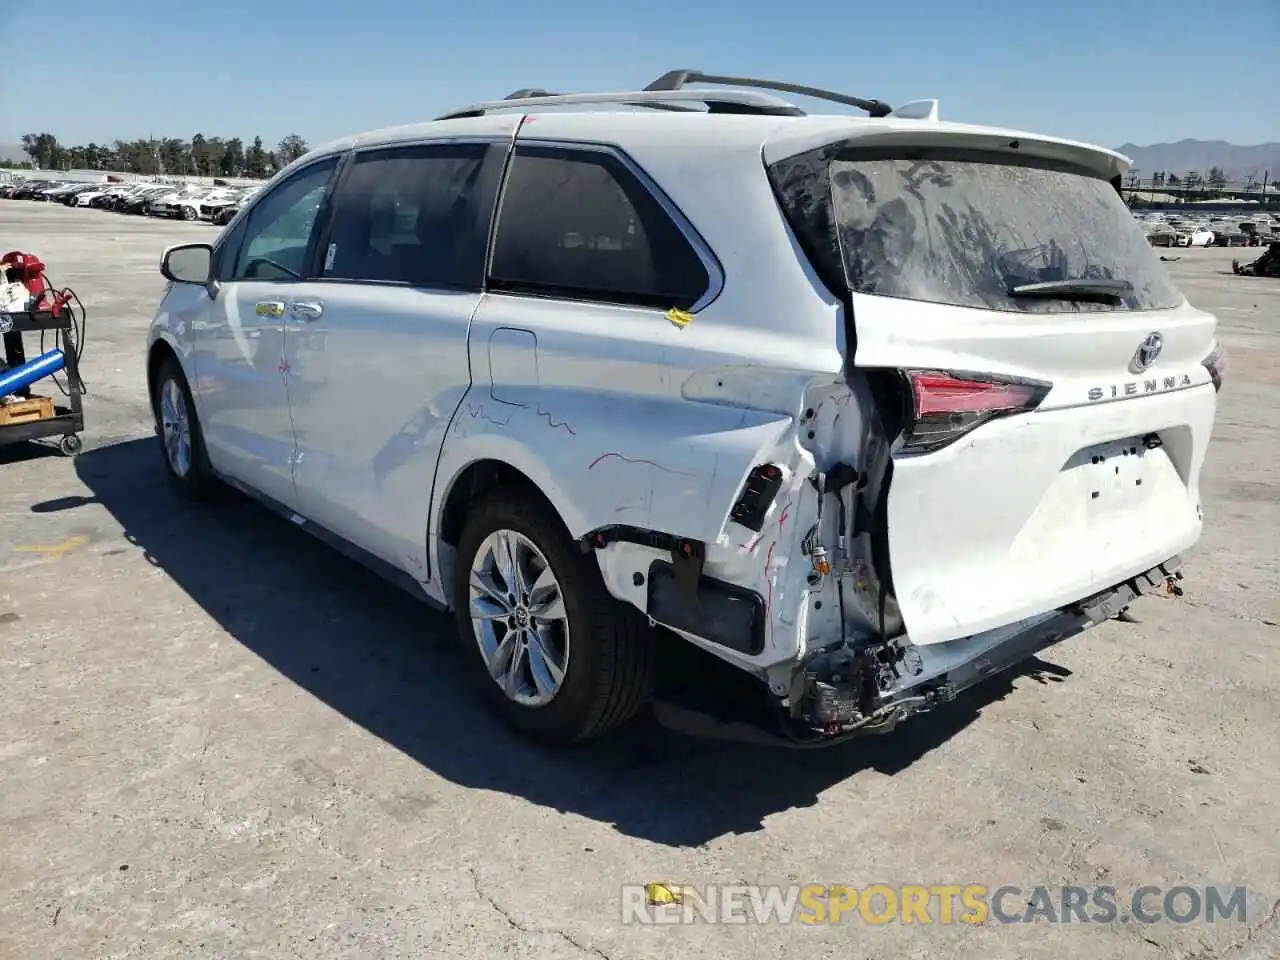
xmin=254 ymin=300 xmax=286 ymax=319
xmin=290 ymin=300 xmax=324 ymax=322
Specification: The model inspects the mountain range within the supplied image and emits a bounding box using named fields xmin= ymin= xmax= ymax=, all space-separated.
xmin=1113 ymin=140 xmax=1280 ymax=180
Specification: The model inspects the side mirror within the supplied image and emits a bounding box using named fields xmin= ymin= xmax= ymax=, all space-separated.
xmin=161 ymin=243 xmax=214 ymax=285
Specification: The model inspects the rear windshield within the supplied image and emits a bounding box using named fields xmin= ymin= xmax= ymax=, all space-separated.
xmin=829 ymin=154 xmax=1184 ymax=313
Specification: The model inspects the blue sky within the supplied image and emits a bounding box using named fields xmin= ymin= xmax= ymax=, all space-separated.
xmin=2 ymin=0 xmax=1274 ymax=150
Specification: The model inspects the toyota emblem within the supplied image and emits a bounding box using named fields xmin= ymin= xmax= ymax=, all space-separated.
xmin=1130 ymin=332 xmax=1164 ymax=374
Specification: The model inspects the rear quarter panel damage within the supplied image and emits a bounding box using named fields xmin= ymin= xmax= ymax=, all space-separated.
xmin=430 ymin=295 xmax=853 ymax=672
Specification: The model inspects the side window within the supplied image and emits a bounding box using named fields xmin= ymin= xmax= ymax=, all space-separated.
xmin=489 ymin=146 xmax=710 ymax=310
xmin=232 ymin=158 xmax=338 ymax=281
xmin=321 ymin=142 xmax=492 ymax=290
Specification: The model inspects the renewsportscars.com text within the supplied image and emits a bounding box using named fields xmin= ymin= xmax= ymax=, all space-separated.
xmin=622 ymin=883 xmax=1252 ymax=926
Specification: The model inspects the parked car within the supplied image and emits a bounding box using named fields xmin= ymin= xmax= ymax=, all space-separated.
xmin=21 ymin=181 xmax=52 ymax=199
xmin=210 ymin=199 xmax=245 ymax=225
xmin=60 ymin=184 xmax=106 ymax=206
xmin=9 ymin=180 xmax=59 ymax=200
xmin=74 ymin=184 xmax=126 ymax=207
xmin=88 ymin=184 xmax=137 ymax=209
xmin=101 ymin=184 xmax=160 ymax=210
xmin=120 ymin=185 xmax=178 ymax=215
xmin=198 ymin=189 xmax=247 ymax=222
xmin=145 ymin=186 xmax=205 ymax=220
xmin=29 ymin=181 xmax=74 ymax=201
xmin=145 ymin=73 xmax=1223 ymax=747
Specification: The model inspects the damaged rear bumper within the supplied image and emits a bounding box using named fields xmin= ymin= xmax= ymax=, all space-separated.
xmin=652 ymin=555 xmax=1184 ymax=748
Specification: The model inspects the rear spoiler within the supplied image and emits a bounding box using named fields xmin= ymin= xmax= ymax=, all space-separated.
xmin=762 ymin=121 xmax=1130 ymax=182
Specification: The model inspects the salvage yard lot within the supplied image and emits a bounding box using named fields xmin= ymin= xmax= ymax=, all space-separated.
xmin=1 ymin=202 xmax=1277 ymax=959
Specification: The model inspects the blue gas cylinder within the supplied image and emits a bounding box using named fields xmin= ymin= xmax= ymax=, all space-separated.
xmin=0 ymin=349 xmax=66 ymax=399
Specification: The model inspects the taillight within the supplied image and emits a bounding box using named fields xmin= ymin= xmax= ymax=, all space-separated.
xmin=1201 ymin=343 xmax=1226 ymax=392
xmin=900 ymin=370 xmax=1051 ymax=454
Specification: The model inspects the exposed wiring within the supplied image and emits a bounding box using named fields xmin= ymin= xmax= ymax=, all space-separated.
xmin=35 ymin=274 xmax=88 ymax=399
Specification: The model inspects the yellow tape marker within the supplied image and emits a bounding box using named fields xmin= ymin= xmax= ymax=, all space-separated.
xmin=646 ymin=883 xmax=685 ymax=905
xmin=666 ymin=308 xmax=693 ymax=329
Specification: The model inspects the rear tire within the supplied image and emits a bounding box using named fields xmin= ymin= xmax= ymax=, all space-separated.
xmin=452 ymin=489 xmax=653 ymax=744
xmin=151 ymin=356 xmax=215 ymax=500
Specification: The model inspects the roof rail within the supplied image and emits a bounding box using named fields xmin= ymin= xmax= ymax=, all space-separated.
xmin=499 ymin=88 xmax=693 ymax=113
xmin=434 ymin=88 xmax=806 ymax=121
xmin=645 ymin=69 xmax=893 ymax=119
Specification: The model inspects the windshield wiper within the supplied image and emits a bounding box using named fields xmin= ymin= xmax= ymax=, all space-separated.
xmin=1008 ymin=278 xmax=1134 ymax=302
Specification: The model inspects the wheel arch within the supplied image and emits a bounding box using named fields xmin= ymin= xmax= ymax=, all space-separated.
xmin=146 ymin=331 xmax=205 ymax=428
xmin=430 ymin=440 xmax=590 ymax=603
xmin=436 ymin=455 xmax=582 ymax=547
xmin=146 ymin=337 xmax=181 ymax=408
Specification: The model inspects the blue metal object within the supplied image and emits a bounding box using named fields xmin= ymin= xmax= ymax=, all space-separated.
xmin=0 ymin=349 xmax=65 ymax=399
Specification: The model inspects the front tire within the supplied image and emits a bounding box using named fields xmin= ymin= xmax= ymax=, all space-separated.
xmin=453 ymin=489 xmax=653 ymax=744
xmin=152 ymin=356 xmax=215 ymax=499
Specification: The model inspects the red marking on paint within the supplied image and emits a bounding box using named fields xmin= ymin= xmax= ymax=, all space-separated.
xmin=764 ymin=540 xmax=778 ymax=642
xmin=277 ymin=359 xmax=291 ymax=375
xmin=833 ymin=392 xmax=853 ymax=406
xmin=536 ymin=405 xmax=577 ymax=436
xmin=777 ymin=498 xmax=794 ymax=532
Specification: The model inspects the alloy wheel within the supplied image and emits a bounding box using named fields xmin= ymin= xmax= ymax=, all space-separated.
xmin=160 ymin=378 xmax=192 ymax=478
xmin=468 ymin=528 xmax=570 ymax=706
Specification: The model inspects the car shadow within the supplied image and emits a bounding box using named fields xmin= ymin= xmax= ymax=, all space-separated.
xmin=62 ymin=437 xmax=1072 ymax=847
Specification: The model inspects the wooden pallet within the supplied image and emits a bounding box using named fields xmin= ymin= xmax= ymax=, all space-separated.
xmin=0 ymin=395 xmax=55 ymax=426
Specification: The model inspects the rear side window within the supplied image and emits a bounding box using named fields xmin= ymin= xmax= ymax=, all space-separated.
xmin=826 ymin=152 xmax=1184 ymax=313
xmin=322 ymin=142 xmax=492 ymax=290
xmin=489 ymin=145 xmax=710 ymax=310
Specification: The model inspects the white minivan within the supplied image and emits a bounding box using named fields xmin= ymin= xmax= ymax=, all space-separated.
xmin=146 ymin=71 xmax=1223 ymax=746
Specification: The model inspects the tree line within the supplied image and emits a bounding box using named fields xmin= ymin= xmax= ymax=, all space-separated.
xmin=1125 ymin=167 xmax=1274 ymax=192
xmin=11 ymin=132 xmax=311 ymax=178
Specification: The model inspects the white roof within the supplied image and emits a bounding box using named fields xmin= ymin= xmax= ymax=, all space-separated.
xmin=305 ymin=107 xmax=1129 ymax=182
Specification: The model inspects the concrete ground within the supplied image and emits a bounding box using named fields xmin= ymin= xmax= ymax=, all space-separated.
xmin=0 ymin=202 xmax=1277 ymax=960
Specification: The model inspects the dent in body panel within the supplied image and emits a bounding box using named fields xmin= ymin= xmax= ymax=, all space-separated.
xmin=432 ymin=298 xmax=855 ymax=668
xmin=593 ymin=375 xmax=888 ymax=674
xmin=441 ymin=378 xmax=794 ymax=542
xmin=497 ymin=372 xmax=883 ymax=673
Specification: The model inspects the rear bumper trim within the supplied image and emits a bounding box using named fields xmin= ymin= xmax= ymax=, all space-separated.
xmin=651 ymin=555 xmax=1183 ymax=748
xmin=899 ymin=554 xmax=1182 ymax=703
